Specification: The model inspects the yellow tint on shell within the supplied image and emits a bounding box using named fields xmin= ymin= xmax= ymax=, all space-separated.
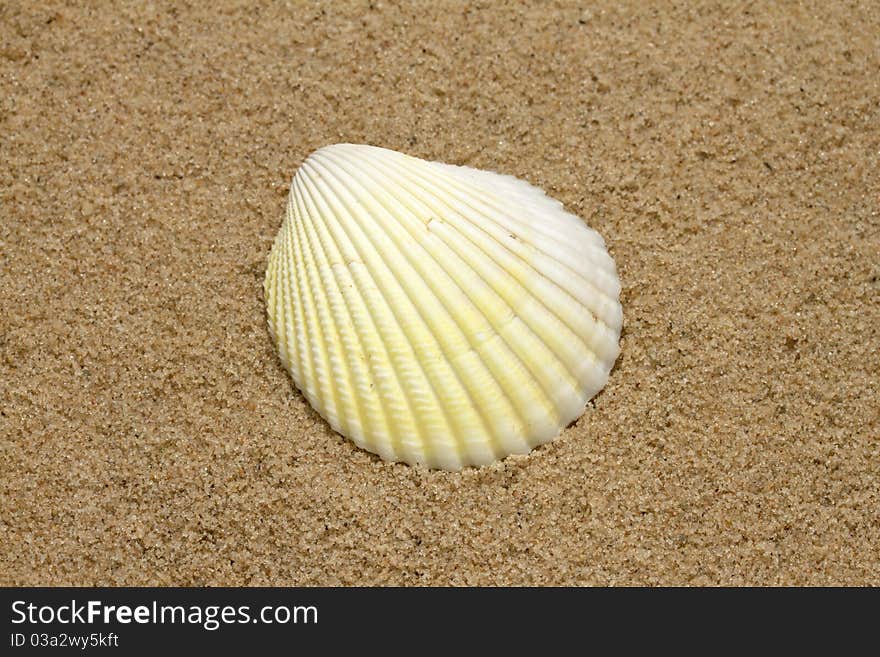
xmin=265 ymin=144 xmax=622 ymax=470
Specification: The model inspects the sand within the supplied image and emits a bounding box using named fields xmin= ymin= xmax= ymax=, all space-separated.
xmin=1 ymin=1 xmax=878 ymax=586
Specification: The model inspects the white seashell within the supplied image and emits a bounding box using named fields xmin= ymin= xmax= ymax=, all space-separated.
xmin=265 ymin=144 xmax=622 ymax=470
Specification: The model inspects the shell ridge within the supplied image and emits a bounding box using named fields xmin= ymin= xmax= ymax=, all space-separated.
xmin=298 ymin=162 xmax=453 ymax=465
xmin=440 ymin=185 xmax=620 ymax=298
xmin=356 ymin=147 xmax=622 ymax=335
xmin=280 ymin=199 xmax=322 ymax=411
xmin=344 ymin=145 xmax=611 ymax=266
xmin=345 ymin=149 xmax=610 ymax=387
xmin=372 ymin=150 xmax=624 ymax=369
xmin=293 ymin=169 xmax=403 ymax=460
xmin=295 ymin=171 xmax=418 ymax=463
xmin=316 ymin=149 xmax=571 ymax=453
xmin=428 ymin=161 xmax=622 ymax=299
xmin=303 ymin=156 xmax=493 ymax=467
xmin=314 ymin=151 xmax=540 ymax=460
xmin=277 ymin=228 xmax=302 ymax=378
xmin=266 ymin=231 xmax=290 ymax=371
xmin=339 ymin=148 xmax=624 ymax=430
xmin=269 ymin=219 xmax=289 ymax=364
xmin=429 ymin=159 xmax=616 ymax=270
xmin=436 ymin=161 xmax=610 ymax=251
xmin=266 ymin=144 xmax=623 ymax=470
xmin=287 ymin=180 xmax=348 ymax=434
xmin=321 ymin=147 xmax=594 ymax=421
xmin=316 ymin=149 xmax=566 ymax=453
xmin=429 ymin=159 xmax=579 ymax=245
xmin=290 ymin=176 xmax=372 ymax=447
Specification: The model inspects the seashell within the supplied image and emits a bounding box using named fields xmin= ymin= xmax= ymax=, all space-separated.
xmin=265 ymin=144 xmax=622 ymax=470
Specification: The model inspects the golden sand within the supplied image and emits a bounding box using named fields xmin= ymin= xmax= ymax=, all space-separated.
xmin=1 ymin=1 xmax=878 ymax=585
